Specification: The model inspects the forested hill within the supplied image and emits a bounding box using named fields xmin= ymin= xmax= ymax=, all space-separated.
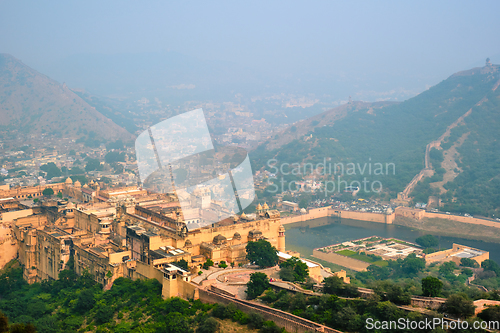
xmin=414 ymin=64 xmax=500 ymax=216
xmin=250 ymin=61 xmax=500 ymax=216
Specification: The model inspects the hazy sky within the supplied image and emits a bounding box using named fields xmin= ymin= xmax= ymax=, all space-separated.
xmin=1 ymin=1 xmax=500 ymax=98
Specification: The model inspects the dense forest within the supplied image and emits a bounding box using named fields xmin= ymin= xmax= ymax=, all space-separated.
xmin=0 ymin=261 xmax=280 ymax=333
xmin=2 ymin=249 xmax=500 ymax=333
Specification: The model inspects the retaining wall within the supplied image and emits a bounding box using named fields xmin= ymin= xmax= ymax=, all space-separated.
xmin=281 ymin=206 xmax=393 ymax=227
xmin=425 ymin=213 xmax=500 ymax=230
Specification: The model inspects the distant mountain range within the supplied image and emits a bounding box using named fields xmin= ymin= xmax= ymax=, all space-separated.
xmin=0 ymin=53 xmax=132 ymax=141
xmin=251 ymin=60 xmax=500 ymax=217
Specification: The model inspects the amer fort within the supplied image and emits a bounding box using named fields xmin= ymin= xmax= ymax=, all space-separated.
xmin=0 ymin=180 xmax=317 ymax=301
xmin=0 ymin=180 xmax=495 ymax=305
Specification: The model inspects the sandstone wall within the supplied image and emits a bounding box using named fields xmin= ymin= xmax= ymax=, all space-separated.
xmin=281 ymin=206 xmax=393 ymax=226
xmin=1 ymin=209 xmax=33 ymax=223
xmin=424 ymin=212 xmax=500 ymax=230
xmin=198 ymin=288 xmax=342 ymax=333
xmin=339 ymin=210 xmax=393 ymax=224
xmin=280 ymin=206 xmax=331 ymax=225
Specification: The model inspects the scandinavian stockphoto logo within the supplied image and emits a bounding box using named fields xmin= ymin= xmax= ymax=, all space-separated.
xmin=135 ymin=109 xmax=255 ymax=230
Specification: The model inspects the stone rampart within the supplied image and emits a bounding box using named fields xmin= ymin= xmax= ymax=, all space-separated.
xmin=280 ymin=207 xmax=331 ymax=225
xmin=198 ymin=288 xmax=342 ymax=333
xmin=281 ymin=204 xmax=500 ymax=235
xmin=339 ymin=210 xmax=393 ymax=224
xmin=281 ymin=206 xmax=394 ymax=226
xmin=410 ymin=296 xmax=446 ymax=310
xmin=424 ymin=213 xmax=500 ymax=230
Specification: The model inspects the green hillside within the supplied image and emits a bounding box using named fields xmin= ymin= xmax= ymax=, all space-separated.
xmin=437 ymin=85 xmax=500 ymax=216
xmin=251 ymin=64 xmax=500 ymax=216
xmin=0 ymin=262 xmax=262 ymax=333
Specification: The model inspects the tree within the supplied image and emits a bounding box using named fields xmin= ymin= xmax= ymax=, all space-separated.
xmin=173 ymin=259 xmax=189 ymax=271
xmin=279 ymin=266 xmax=295 ymax=282
xmin=415 ymin=235 xmax=439 ymax=248
xmin=111 ymin=162 xmax=124 ymax=174
xmin=422 ymin=276 xmax=443 ymax=297
xmin=261 ymin=289 xmax=278 ymax=304
xmin=105 ymin=151 xmax=126 ymax=163
xmin=245 ymin=239 xmax=278 ymax=268
xmin=279 ymin=257 xmax=309 ymax=282
xmin=0 ymin=311 xmax=8 ymax=333
xmin=58 ymin=269 xmax=76 ymax=288
xmin=10 ymin=323 xmax=36 ymax=333
xmin=401 ymin=253 xmax=425 ymax=275
xmin=477 ymin=305 xmax=500 ymax=322
xmin=260 ymin=321 xmax=282 ymax=333
xmin=439 ymin=261 xmax=457 ymax=275
xmin=74 ymin=289 xmax=95 ymax=313
xmin=482 ymin=259 xmax=500 ymax=276
xmin=85 ymin=158 xmax=102 ymax=172
xmin=322 ymin=276 xmax=359 ymax=297
xmin=40 ymin=162 xmax=62 ymax=180
xmin=196 ymin=317 xmax=219 ymax=333
xmin=246 ymin=272 xmax=269 ymax=299
xmin=202 ymin=259 xmax=214 ymax=270
xmin=106 ymin=140 xmax=124 ymax=150
xmin=323 ymin=276 xmax=344 ymax=295
xmin=247 ymin=312 xmax=264 ymax=329
xmin=460 ymin=258 xmax=479 ymax=268
xmin=57 ymin=192 xmax=63 ymax=199
xmin=440 ymin=294 xmax=476 ymax=318
xmin=298 ymin=198 xmax=308 ymax=209
xmin=94 ymin=301 xmax=113 ymax=325
xmin=336 ymin=306 xmax=362 ymax=332
xmin=42 ymin=188 xmax=54 ymax=197
xmin=461 ymin=268 xmax=473 ymax=277
xmin=219 ymin=260 xmax=228 ymax=269
xmin=69 ymin=166 xmax=85 ymax=175
xmin=385 ymin=284 xmax=411 ymax=305
xmin=290 ymin=293 xmax=307 ymax=311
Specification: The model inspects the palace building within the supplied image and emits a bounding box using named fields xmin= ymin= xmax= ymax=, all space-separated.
xmin=3 ymin=181 xmax=286 ymax=299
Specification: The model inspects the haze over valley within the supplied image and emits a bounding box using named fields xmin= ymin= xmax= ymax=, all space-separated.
xmin=2 ymin=2 xmax=500 ymax=333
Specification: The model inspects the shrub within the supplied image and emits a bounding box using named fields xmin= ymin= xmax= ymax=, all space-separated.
xmin=196 ymin=317 xmax=219 ymax=333
xmin=247 ymin=312 xmax=264 ymax=329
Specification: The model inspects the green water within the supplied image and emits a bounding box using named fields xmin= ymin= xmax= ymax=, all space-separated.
xmin=285 ymin=217 xmax=500 ymax=264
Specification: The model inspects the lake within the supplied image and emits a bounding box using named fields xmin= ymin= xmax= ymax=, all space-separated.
xmin=285 ymin=217 xmax=500 ymax=264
